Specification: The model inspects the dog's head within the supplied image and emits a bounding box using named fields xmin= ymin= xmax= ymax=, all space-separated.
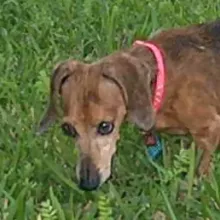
xmin=37 ymin=48 xmax=155 ymax=191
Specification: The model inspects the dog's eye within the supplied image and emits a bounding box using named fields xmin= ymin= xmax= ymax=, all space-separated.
xmin=61 ymin=123 xmax=77 ymax=138
xmin=97 ymin=121 xmax=114 ymax=135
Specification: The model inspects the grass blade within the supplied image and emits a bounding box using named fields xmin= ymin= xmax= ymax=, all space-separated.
xmin=49 ymin=186 xmax=66 ymax=220
xmin=159 ymin=187 xmax=177 ymax=220
xmin=43 ymin=157 xmax=83 ymax=195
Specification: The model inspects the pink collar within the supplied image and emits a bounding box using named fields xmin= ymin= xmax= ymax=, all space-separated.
xmin=133 ymin=40 xmax=166 ymax=112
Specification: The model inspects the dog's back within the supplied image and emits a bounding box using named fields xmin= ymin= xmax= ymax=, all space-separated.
xmin=150 ymin=20 xmax=220 ymax=107
xmin=152 ymin=20 xmax=220 ymax=55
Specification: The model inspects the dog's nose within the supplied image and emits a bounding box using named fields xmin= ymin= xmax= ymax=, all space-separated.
xmin=78 ymin=157 xmax=100 ymax=191
xmin=79 ymin=176 xmax=100 ymax=191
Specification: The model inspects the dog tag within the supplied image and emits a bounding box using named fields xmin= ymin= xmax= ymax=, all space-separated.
xmin=144 ymin=133 xmax=163 ymax=160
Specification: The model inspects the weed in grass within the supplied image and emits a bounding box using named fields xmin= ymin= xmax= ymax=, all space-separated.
xmin=1 ymin=0 xmax=220 ymax=219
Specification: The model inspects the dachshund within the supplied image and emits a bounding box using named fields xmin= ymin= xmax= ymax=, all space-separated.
xmin=37 ymin=20 xmax=220 ymax=191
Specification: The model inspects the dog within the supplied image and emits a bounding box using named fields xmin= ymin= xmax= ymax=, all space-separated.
xmin=37 ymin=20 xmax=220 ymax=191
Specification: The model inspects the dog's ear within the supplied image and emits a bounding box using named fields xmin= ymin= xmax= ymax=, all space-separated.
xmin=102 ymin=55 xmax=155 ymax=131
xmin=36 ymin=61 xmax=77 ymax=135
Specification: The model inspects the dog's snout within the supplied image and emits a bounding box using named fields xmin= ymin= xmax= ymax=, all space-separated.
xmin=79 ymin=176 xmax=100 ymax=191
xmin=79 ymin=157 xmax=100 ymax=191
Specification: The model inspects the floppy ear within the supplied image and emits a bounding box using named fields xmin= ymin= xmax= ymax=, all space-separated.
xmin=102 ymin=55 xmax=155 ymax=131
xmin=36 ymin=61 xmax=76 ymax=135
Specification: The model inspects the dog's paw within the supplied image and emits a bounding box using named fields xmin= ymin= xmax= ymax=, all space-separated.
xmin=197 ymin=161 xmax=213 ymax=180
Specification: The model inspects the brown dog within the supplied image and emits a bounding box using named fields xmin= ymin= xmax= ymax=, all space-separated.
xmin=37 ymin=20 xmax=220 ymax=191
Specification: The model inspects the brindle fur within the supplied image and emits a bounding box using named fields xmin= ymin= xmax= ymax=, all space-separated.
xmin=38 ymin=20 xmax=220 ymax=191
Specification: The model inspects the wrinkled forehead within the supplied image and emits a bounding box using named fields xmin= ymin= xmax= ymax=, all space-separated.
xmin=71 ymin=101 xmax=118 ymax=127
xmin=60 ymin=71 xmax=122 ymax=126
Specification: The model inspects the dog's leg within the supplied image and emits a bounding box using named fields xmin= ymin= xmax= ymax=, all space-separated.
xmin=191 ymin=116 xmax=220 ymax=176
xmin=170 ymin=81 xmax=220 ymax=176
xmin=183 ymin=111 xmax=220 ymax=176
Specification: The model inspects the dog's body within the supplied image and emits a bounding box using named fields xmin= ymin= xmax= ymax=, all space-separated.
xmin=38 ymin=20 xmax=220 ymax=191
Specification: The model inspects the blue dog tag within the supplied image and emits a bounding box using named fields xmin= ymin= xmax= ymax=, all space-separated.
xmin=146 ymin=135 xmax=163 ymax=160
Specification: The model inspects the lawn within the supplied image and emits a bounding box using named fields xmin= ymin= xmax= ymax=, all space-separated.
xmin=1 ymin=0 xmax=220 ymax=219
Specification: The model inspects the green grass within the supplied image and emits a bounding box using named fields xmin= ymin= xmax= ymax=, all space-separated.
xmin=1 ymin=0 xmax=220 ymax=219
